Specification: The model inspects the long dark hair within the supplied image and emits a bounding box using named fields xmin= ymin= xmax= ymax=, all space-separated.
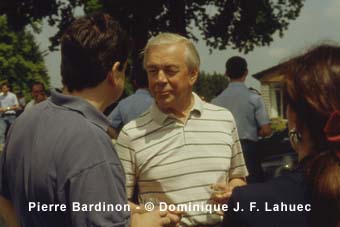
xmin=283 ymin=44 xmax=340 ymax=227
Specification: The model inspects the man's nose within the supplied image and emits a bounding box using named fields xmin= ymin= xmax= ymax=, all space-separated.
xmin=155 ymin=70 xmax=167 ymax=84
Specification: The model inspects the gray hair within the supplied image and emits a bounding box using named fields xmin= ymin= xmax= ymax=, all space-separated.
xmin=142 ymin=33 xmax=200 ymax=71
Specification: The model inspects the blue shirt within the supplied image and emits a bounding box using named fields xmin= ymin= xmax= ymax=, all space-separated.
xmin=0 ymin=90 xmax=130 ymax=227
xmin=211 ymin=82 xmax=270 ymax=141
xmin=109 ymin=89 xmax=153 ymax=129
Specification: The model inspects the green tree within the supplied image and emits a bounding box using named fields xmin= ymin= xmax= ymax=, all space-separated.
xmin=194 ymin=71 xmax=228 ymax=102
xmin=1 ymin=0 xmax=305 ymax=61
xmin=0 ymin=15 xmax=49 ymax=100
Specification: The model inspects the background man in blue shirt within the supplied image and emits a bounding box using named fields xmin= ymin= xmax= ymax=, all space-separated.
xmin=212 ymin=56 xmax=272 ymax=183
xmin=109 ymin=61 xmax=153 ymax=138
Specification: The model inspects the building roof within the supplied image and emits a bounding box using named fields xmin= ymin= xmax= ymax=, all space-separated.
xmin=252 ymin=62 xmax=288 ymax=83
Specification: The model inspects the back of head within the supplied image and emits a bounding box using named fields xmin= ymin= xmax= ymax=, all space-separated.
xmin=283 ymin=44 xmax=340 ymax=227
xmin=61 ymin=13 xmax=130 ymax=92
xmin=143 ymin=32 xmax=200 ymax=72
xmin=226 ymin=56 xmax=247 ymax=79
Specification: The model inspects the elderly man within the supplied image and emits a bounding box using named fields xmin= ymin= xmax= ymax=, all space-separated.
xmin=0 ymin=14 xmax=177 ymax=227
xmin=116 ymin=33 xmax=248 ymax=226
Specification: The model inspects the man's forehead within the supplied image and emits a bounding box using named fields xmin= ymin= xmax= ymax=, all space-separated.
xmin=146 ymin=63 xmax=180 ymax=68
xmin=32 ymin=84 xmax=43 ymax=90
xmin=148 ymin=42 xmax=185 ymax=54
xmin=146 ymin=44 xmax=185 ymax=66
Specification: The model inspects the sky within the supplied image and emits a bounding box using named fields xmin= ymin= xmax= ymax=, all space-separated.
xmin=33 ymin=0 xmax=340 ymax=90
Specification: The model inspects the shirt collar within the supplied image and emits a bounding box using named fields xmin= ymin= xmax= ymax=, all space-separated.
xmin=150 ymin=92 xmax=203 ymax=125
xmin=50 ymin=90 xmax=111 ymax=132
xmin=135 ymin=88 xmax=151 ymax=96
xmin=192 ymin=92 xmax=203 ymax=114
xmin=229 ymin=82 xmax=246 ymax=87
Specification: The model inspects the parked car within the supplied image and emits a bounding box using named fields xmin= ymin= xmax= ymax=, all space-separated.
xmin=257 ymin=129 xmax=298 ymax=180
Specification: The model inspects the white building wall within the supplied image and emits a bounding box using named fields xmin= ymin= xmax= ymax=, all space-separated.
xmin=261 ymin=84 xmax=272 ymax=118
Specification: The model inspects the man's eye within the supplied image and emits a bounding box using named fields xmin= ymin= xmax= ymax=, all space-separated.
xmin=147 ymin=69 xmax=157 ymax=74
xmin=165 ymin=69 xmax=178 ymax=76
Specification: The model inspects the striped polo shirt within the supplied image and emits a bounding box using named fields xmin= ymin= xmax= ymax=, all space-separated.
xmin=115 ymin=93 xmax=248 ymax=226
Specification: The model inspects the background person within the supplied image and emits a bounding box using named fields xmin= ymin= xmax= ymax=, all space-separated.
xmin=24 ymin=81 xmax=47 ymax=111
xmin=0 ymin=82 xmax=20 ymax=146
xmin=109 ymin=60 xmax=153 ymax=138
xmin=222 ymin=44 xmax=340 ymax=227
xmin=212 ymin=56 xmax=271 ymax=183
xmin=16 ymin=92 xmax=26 ymax=111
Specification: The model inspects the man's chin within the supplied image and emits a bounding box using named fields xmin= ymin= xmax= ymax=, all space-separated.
xmin=156 ymin=100 xmax=174 ymax=110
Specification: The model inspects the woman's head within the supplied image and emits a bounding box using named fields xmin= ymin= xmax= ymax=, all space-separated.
xmin=284 ymin=44 xmax=340 ymax=154
xmin=283 ymin=44 xmax=340 ymax=227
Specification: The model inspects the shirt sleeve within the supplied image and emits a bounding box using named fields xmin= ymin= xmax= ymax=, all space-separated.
xmin=13 ymin=94 xmax=19 ymax=106
xmin=63 ymin=162 xmax=130 ymax=227
xmin=109 ymin=103 xmax=124 ymax=129
xmin=115 ymin=129 xmax=137 ymax=200
xmin=229 ymin=116 xmax=249 ymax=179
xmin=24 ymin=101 xmax=34 ymax=112
xmin=254 ymin=95 xmax=270 ymax=127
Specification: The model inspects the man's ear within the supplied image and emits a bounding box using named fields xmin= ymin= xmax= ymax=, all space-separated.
xmin=107 ymin=61 xmax=122 ymax=86
xmin=189 ymin=68 xmax=199 ymax=85
xmin=112 ymin=61 xmax=122 ymax=74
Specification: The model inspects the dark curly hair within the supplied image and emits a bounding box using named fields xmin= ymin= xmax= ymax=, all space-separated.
xmin=61 ymin=13 xmax=131 ymax=91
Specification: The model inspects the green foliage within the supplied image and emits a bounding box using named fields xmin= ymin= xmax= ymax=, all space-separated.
xmin=0 ymin=0 xmax=305 ymax=92
xmin=0 ymin=16 xmax=49 ymax=100
xmin=1 ymin=0 xmax=305 ymax=54
xmin=84 ymin=0 xmax=103 ymax=13
xmin=194 ymin=71 xmax=229 ymax=102
xmin=124 ymin=76 xmax=134 ymax=96
xmin=201 ymin=0 xmax=305 ymax=53
xmin=82 ymin=0 xmax=305 ymax=54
